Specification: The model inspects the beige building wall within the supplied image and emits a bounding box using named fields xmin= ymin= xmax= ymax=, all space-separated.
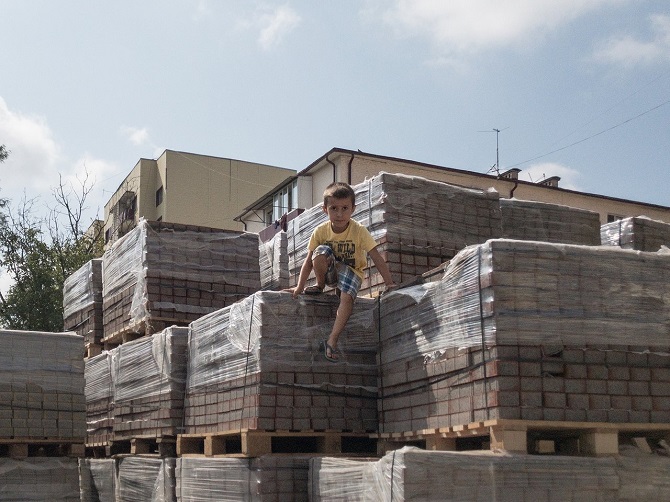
xmin=103 ymin=150 xmax=295 ymax=245
xmin=308 ymin=151 xmax=670 ymax=225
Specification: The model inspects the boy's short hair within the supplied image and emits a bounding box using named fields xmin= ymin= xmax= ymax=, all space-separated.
xmin=323 ymin=182 xmax=356 ymax=206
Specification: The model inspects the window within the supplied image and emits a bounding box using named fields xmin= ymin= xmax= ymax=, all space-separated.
xmin=607 ymin=214 xmax=625 ymax=223
xmin=156 ymin=186 xmax=164 ymax=207
xmin=271 ymin=180 xmax=298 ymax=222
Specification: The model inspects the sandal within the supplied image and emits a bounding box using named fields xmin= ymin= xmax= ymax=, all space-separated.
xmin=320 ymin=340 xmax=339 ymax=362
xmin=304 ymin=285 xmax=324 ymax=295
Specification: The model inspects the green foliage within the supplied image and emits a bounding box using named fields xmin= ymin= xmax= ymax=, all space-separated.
xmin=0 ymin=148 xmax=103 ymax=331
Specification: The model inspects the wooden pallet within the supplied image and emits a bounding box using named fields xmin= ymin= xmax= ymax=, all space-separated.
xmin=177 ymin=429 xmax=378 ymax=457
xmin=375 ymin=419 xmax=670 ymax=456
xmin=102 ymin=317 xmax=188 ymax=346
xmin=103 ymin=435 xmax=177 ymax=457
xmin=0 ymin=439 xmax=85 ymax=459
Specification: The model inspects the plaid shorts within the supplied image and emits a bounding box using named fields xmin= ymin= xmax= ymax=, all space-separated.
xmin=313 ymin=244 xmax=362 ymax=299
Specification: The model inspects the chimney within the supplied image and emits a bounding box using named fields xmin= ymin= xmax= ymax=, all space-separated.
xmin=538 ymin=176 xmax=560 ymax=188
xmin=500 ymin=168 xmax=521 ymax=180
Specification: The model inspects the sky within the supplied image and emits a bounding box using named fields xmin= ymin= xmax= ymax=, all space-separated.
xmin=1 ymin=0 xmax=669 ymax=229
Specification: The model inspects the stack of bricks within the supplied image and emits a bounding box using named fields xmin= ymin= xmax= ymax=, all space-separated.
xmin=112 ymin=327 xmax=189 ymax=440
xmin=63 ymin=258 xmax=103 ymax=345
xmin=78 ymin=458 xmax=116 ymax=502
xmin=259 ymin=230 xmax=289 ymax=290
xmin=309 ymin=447 xmax=624 ymax=501
xmin=601 ymin=216 xmax=670 ymax=251
xmin=184 ymin=291 xmax=378 ymax=433
xmin=287 ymin=172 xmax=502 ymax=297
xmin=117 ymin=456 xmax=176 ymax=502
xmin=377 ymin=239 xmax=670 ymax=433
xmin=0 ymin=330 xmax=85 ymax=440
xmin=176 ymin=456 xmax=313 ymax=502
xmin=0 ymin=458 xmax=81 ymax=501
xmin=84 ymin=351 xmax=114 ymax=446
xmin=308 ymin=457 xmax=378 ymax=501
xmin=500 ymin=198 xmax=601 ymax=245
xmin=102 ymin=219 xmax=261 ymax=339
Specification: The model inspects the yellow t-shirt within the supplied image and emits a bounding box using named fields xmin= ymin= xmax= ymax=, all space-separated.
xmin=308 ymin=219 xmax=378 ymax=279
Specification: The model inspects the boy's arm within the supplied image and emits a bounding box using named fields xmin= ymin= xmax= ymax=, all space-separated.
xmin=292 ymin=250 xmax=314 ymax=298
xmin=368 ymin=246 xmax=397 ymax=290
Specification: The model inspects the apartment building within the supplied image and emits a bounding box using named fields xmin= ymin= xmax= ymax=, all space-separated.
xmin=103 ymin=150 xmax=295 ymax=246
xmin=236 ymin=147 xmax=670 ymax=239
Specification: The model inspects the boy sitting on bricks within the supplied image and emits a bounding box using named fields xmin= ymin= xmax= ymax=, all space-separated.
xmin=290 ymin=182 xmax=396 ymax=362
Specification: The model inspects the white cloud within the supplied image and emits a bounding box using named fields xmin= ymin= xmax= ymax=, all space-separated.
xmin=593 ymin=14 xmax=670 ymax=66
xmin=121 ymin=125 xmax=150 ymax=147
xmin=255 ymin=4 xmax=301 ymax=50
xmin=0 ymin=97 xmax=62 ymax=198
xmin=522 ymin=162 xmax=582 ymax=191
xmin=120 ymin=125 xmax=163 ymax=159
xmin=192 ymin=0 xmax=212 ymax=21
xmin=381 ymin=0 xmax=621 ymax=62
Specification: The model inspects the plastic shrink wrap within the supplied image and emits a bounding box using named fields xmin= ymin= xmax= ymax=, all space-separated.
xmin=601 ymin=215 xmax=670 ymax=252
xmin=184 ymin=291 xmax=378 ymax=433
xmin=377 ymin=239 xmax=670 ymax=432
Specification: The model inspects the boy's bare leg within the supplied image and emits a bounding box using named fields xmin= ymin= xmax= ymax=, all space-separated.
xmin=327 ymin=292 xmax=354 ymax=356
xmin=311 ymin=254 xmax=328 ymax=289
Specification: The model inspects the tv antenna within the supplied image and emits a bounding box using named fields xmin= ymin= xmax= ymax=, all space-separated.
xmin=478 ymin=127 xmax=508 ymax=176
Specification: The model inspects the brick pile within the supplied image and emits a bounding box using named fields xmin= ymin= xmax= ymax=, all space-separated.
xmin=377 ymin=239 xmax=670 ymax=433
xmin=117 ymin=456 xmax=176 ymax=502
xmin=102 ymin=219 xmax=260 ymax=339
xmin=84 ymin=351 xmax=114 ymax=446
xmin=287 ymin=172 xmax=502 ymax=296
xmin=259 ymin=230 xmax=289 ymax=290
xmin=112 ymin=327 xmax=189 ymax=440
xmin=78 ymin=458 xmax=116 ymax=502
xmin=176 ymin=455 xmax=312 ymax=502
xmin=0 ymin=329 xmax=85 ymax=440
xmin=0 ymin=458 xmax=80 ymax=501
xmin=500 ymin=198 xmax=601 ymax=245
xmin=601 ymin=216 xmax=670 ymax=251
xmin=184 ymin=291 xmax=378 ymax=433
xmin=63 ymin=258 xmax=103 ymax=345
xmin=309 ymin=446 xmax=625 ymax=501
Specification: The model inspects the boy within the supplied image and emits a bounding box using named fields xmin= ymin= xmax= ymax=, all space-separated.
xmin=291 ymin=182 xmax=396 ymax=362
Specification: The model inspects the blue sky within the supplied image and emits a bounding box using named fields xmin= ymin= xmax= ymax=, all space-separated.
xmin=1 ymin=0 xmax=669 ymax=225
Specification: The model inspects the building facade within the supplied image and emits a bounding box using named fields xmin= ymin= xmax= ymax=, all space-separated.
xmin=236 ymin=147 xmax=670 ymax=239
xmin=103 ymin=150 xmax=295 ymax=246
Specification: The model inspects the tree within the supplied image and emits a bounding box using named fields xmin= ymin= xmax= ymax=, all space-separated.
xmin=0 ymin=148 xmax=104 ymax=331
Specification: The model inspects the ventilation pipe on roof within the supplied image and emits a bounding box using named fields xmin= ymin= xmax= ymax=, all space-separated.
xmin=538 ymin=176 xmax=561 ymax=188
xmin=500 ymin=168 xmax=521 ymax=198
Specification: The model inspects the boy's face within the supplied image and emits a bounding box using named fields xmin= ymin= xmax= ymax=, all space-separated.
xmin=323 ymin=196 xmax=355 ymax=233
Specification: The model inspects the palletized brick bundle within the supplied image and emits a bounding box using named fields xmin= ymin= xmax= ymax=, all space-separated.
xmin=84 ymin=351 xmax=114 ymax=446
xmin=176 ymin=455 xmax=312 ymax=502
xmin=112 ymin=327 xmax=189 ymax=440
xmin=287 ymin=172 xmax=502 ymax=296
xmin=117 ymin=456 xmax=176 ymax=502
xmin=309 ymin=446 xmax=624 ymax=501
xmin=259 ymin=230 xmax=289 ymax=291
xmin=79 ymin=458 xmax=116 ymax=502
xmin=601 ymin=216 xmax=670 ymax=251
xmin=102 ymin=219 xmax=261 ymax=339
xmin=184 ymin=291 xmax=378 ymax=433
xmin=377 ymin=239 xmax=670 ymax=433
xmin=500 ymin=198 xmax=601 ymax=245
xmin=0 ymin=330 xmax=85 ymax=440
xmin=63 ymin=258 xmax=103 ymax=345
xmin=0 ymin=458 xmax=80 ymax=501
